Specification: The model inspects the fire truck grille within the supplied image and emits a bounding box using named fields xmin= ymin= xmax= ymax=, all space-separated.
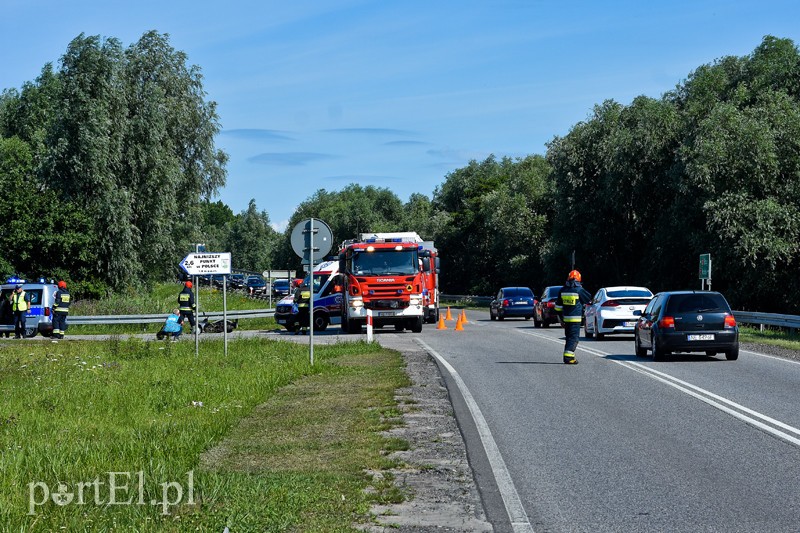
xmin=367 ymin=299 xmax=409 ymax=310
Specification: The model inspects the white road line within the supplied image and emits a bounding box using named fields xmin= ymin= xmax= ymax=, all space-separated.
xmin=741 ymin=349 xmax=800 ymax=365
xmin=416 ymin=339 xmax=535 ymax=533
xmin=519 ymin=330 xmax=800 ymax=447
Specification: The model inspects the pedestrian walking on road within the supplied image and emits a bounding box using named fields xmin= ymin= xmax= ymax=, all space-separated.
xmin=555 ymin=270 xmax=592 ymax=364
xmin=11 ymin=284 xmax=31 ymax=339
xmin=52 ymin=280 xmax=71 ymax=339
xmin=178 ymin=281 xmax=196 ymax=333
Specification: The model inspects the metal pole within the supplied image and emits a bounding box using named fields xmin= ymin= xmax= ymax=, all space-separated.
xmin=194 ymin=244 xmax=200 ymax=357
xmin=708 ymin=256 xmax=712 ymax=291
xmin=223 ymin=275 xmax=228 ymax=357
xmin=309 ymin=218 xmax=315 ymax=366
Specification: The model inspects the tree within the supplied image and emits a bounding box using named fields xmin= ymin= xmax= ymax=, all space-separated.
xmin=227 ymin=200 xmax=279 ymax=272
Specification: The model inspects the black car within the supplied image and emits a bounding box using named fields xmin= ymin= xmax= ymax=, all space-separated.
xmin=229 ymin=273 xmax=245 ymax=289
xmin=271 ymin=279 xmax=291 ymax=298
xmin=534 ymin=285 xmax=562 ymax=327
xmin=634 ymin=290 xmax=739 ymax=361
xmin=490 ymin=287 xmax=536 ymax=321
xmin=245 ymin=275 xmax=267 ymax=295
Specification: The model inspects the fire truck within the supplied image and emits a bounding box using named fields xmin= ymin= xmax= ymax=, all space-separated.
xmin=419 ymin=241 xmax=440 ymax=323
xmin=338 ymin=232 xmax=428 ymax=333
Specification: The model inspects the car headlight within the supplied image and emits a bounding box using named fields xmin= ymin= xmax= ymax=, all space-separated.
xmin=409 ymin=297 xmax=421 ymax=306
xmin=351 ymin=297 xmax=364 ymax=308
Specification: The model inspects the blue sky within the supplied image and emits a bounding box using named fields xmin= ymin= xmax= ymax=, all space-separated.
xmin=3 ymin=1 xmax=800 ymax=231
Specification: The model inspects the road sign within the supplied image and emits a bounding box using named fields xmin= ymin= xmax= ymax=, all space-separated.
xmin=262 ymin=270 xmax=296 ymax=279
xmin=699 ymin=253 xmax=711 ymax=280
xmin=180 ymin=252 xmax=232 ymax=276
xmin=290 ymin=219 xmax=333 ymax=261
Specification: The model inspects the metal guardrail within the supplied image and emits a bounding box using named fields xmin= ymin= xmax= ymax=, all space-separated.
xmin=70 ymin=309 xmax=274 ymax=325
xmin=734 ymin=311 xmax=800 ymax=330
xmin=440 ymin=294 xmax=493 ymax=305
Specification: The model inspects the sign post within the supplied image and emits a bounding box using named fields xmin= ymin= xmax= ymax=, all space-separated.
xmin=180 ymin=251 xmax=232 ymax=356
xmin=699 ymin=253 xmax=712 ymax=291
xmin=290 ymin=218 xmax=333 ymax=366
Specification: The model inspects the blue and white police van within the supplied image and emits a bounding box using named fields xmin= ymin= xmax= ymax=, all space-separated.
xmin=0 ymin=278 xmax=58 ymax=338
xmin=274 ymin=261 xmax=342 ymax=332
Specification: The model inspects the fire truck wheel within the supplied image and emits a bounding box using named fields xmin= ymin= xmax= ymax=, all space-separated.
xmin=410 ymin=317 xmax=423 ymax=333
xmin=394 ymin=324 xmax=405 ymax=331
xmin=346 ymin=319 xmax=360 ymax=334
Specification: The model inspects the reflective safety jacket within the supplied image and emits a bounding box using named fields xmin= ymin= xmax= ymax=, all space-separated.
xmin=54 ymin=289 xmax=71 ymax=313
xmin=11 ymin=291 xmax=30 ymax=312
xmin=293 ymin=286 xmax=311 ymax=308
xmin=178 ymin=286 xmax=195 ymax=312
xmin=555 ymin=280 xmax=591 ymax=324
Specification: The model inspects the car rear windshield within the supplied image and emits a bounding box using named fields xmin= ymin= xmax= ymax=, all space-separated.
xmin=607 ymin=289 xmax=652 ymax=298
xmin=505 ymin=288 xmax=533 ymax=297
xmin=666 ymin=293 xmax=730 ymax=314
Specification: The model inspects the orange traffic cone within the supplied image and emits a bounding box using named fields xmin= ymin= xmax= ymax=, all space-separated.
xmin=454 ymin=314 xmax=465 ymax=331
xmin=437 ymin=314 xmax=448 ymax=330
xmin=460 ymin=309 xmax=468 ymax=324
xmin=445 ymin=307 xmax=453 ymax=321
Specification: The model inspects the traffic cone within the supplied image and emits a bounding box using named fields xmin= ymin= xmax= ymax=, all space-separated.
xmin=437 ymin=314 xmax=448 ymax=330
xmin=445 ymin=307 xmax=453 ymax=321
xmin=454 ymin=314 xmax=465 ymax=331
xmin=460 ymin=309 xmax=468 ymax=324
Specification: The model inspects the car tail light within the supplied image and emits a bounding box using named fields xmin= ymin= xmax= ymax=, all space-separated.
xmin=658 ymin=316 xmax=675 ymax=329
xmin=601 ymin=300 xmax=619 ymax=307
xmin=725 ymin=314 xmax=737 ymax=328
xmin=546 ymin=301 xmax=555 ymax=308
xmin=44 ymin=307 xmax=50 ymax=317
xmin=502 ymin=299 xmax=510 ymax=307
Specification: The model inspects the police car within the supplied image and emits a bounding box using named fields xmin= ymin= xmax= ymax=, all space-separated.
xmin=274 ymin=261 xmax=342 ymax=332
xmin=0 ymin=278 xmax=58 ymax=338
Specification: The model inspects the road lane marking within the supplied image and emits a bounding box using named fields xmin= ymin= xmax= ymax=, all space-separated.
xmin=519 ymin=330 xmax=800 ymax=448
xmin=741 ymin=349 xmax=800 ymax=365
xmin=416 ymin=339 xmax=535 ymax=533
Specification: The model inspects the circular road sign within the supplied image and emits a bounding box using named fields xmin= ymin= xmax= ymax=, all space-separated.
xmin=290 ymin=218 xmax=333 ymax=261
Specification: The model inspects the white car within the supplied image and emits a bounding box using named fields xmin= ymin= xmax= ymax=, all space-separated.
xmin=584 ymin=286 xmax=653 ymax=340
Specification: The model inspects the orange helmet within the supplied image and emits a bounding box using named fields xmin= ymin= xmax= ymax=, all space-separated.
xmin=567 ymin=270 xmax=582 ymax=282
xmin=185 ymin=281 xmax=193 ymax=289
xmin=57 ymin=280 xmax=67 ymax=289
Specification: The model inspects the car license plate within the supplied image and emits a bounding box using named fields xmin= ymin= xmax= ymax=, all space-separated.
xmin=688 ymin=334 xmax=715 ymax=341
xmin=378 ymin=311 xmax=395 ymax=316
xmin=623 ymin=321 xmax=636 ymax=327
xmin=277 ymin=319 xmax=286 ymax=324
xmin=514 ymin=301 xmax=527 ymax=305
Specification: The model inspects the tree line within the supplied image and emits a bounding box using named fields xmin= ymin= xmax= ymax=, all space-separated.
xmin=1 ymin=33 xmax=798 ymax=312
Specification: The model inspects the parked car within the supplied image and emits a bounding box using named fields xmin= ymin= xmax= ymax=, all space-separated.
xmin=534 ymin=286 xmax=563 ymax=327
xmin=245 ymin=275 xmax=267 ymax=295
xmin=584 ymin=286 xmax=653 ymax=339
xmin=271 ymin=278 xmax=291 ymax=298
xmin=229 ymin=273 xmax=245 ymax=289
xmin=489 ymin=287 xmax=536 ymax=321
xmin=634 ymin=291 xmax=739 ymax=361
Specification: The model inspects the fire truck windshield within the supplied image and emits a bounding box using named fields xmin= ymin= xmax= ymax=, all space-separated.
xmin=353 ymin=249 xmax=418 ymax=275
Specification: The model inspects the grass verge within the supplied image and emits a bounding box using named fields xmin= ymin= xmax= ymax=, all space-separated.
xmin=0 ymin=337 xmax=409 ymax=530
xmin=739 ymin=325 xmax=800 ymax=352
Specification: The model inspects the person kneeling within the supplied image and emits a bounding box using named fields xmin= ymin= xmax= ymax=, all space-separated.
xmin=157 ymin=308 xmax=184 ymax=341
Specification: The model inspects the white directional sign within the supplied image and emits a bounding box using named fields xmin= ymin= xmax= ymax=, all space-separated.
xmin=180 ymin=252 xmax=232 ymax=275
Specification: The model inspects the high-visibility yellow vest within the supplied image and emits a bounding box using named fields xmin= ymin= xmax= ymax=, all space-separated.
xmin=12 ymin=292 xmax=29 ymax=312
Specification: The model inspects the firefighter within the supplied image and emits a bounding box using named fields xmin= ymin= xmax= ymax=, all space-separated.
xmin=178 ymin=281 xmax=197 ymax=333
xmin=11 ymin=284 xmax=31 ymax=339
xmin=292 ymin=281 xmax=311 ymax=335
xmin=52 ymin=280 xmax=71 ymax=339
xmin=555 ymin=270 xmax=591 ymax=364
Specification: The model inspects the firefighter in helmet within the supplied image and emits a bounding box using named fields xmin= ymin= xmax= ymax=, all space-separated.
xmin=178 ymin=281 xmax=197 ymax=333
xmin=52 ymin=280 xmax=71 ymax=339
xmin=555 ymin=270 xmax=591 ymax=364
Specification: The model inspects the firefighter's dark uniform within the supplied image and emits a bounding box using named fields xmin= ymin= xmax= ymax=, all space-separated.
xmin=293 ymin=284 xmax=311 ymax=334
xmin=178 ymin=285 xmax=196 ymax=332
xmin=555 ymin=279 xmax=591 ymax=364
xmin=52 ymin=287 xmax=71 ymax=339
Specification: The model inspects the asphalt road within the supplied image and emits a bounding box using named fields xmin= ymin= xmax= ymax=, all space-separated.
xmin=416 ymin=310 xmax=800 ymax=533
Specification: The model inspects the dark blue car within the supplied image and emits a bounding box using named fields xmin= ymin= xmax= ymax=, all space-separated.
xmin=489 ymin=287 xmax=536 ymax=321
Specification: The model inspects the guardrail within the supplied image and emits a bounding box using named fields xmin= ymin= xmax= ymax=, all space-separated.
xmin=733 ymin=311 xmax=800 ymax=331
xmin=70 ymin=309 xmax=274 ymax=325
xmin=440 ymin=294 xmax=493 ymax=305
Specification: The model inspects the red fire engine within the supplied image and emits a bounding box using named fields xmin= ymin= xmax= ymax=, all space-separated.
xmin=337 ymin=232 xmax=428 ymax=333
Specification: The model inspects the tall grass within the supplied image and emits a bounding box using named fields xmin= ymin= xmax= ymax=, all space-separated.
xmin=0 ymin=337 xmax=400 ymax=530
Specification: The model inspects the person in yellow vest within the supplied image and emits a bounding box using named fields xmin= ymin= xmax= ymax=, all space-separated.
xmin=292 ymin=281 xmax=311 ymax=335
xmin=178 ymin=281 xmax=197 ymax=334
xmin=11 ymin=284 xmax=31 ymax=339
xmin=52 ymin=280 xmax=71 ymax=339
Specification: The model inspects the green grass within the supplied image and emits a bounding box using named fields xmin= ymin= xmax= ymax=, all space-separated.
xmin=69 ymin=283 xmax=280 ymax=335
xmin=0 ymin=337 xmax=410 ymax=530
xmin=739 ymin=325 xmax=800 ymax=351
